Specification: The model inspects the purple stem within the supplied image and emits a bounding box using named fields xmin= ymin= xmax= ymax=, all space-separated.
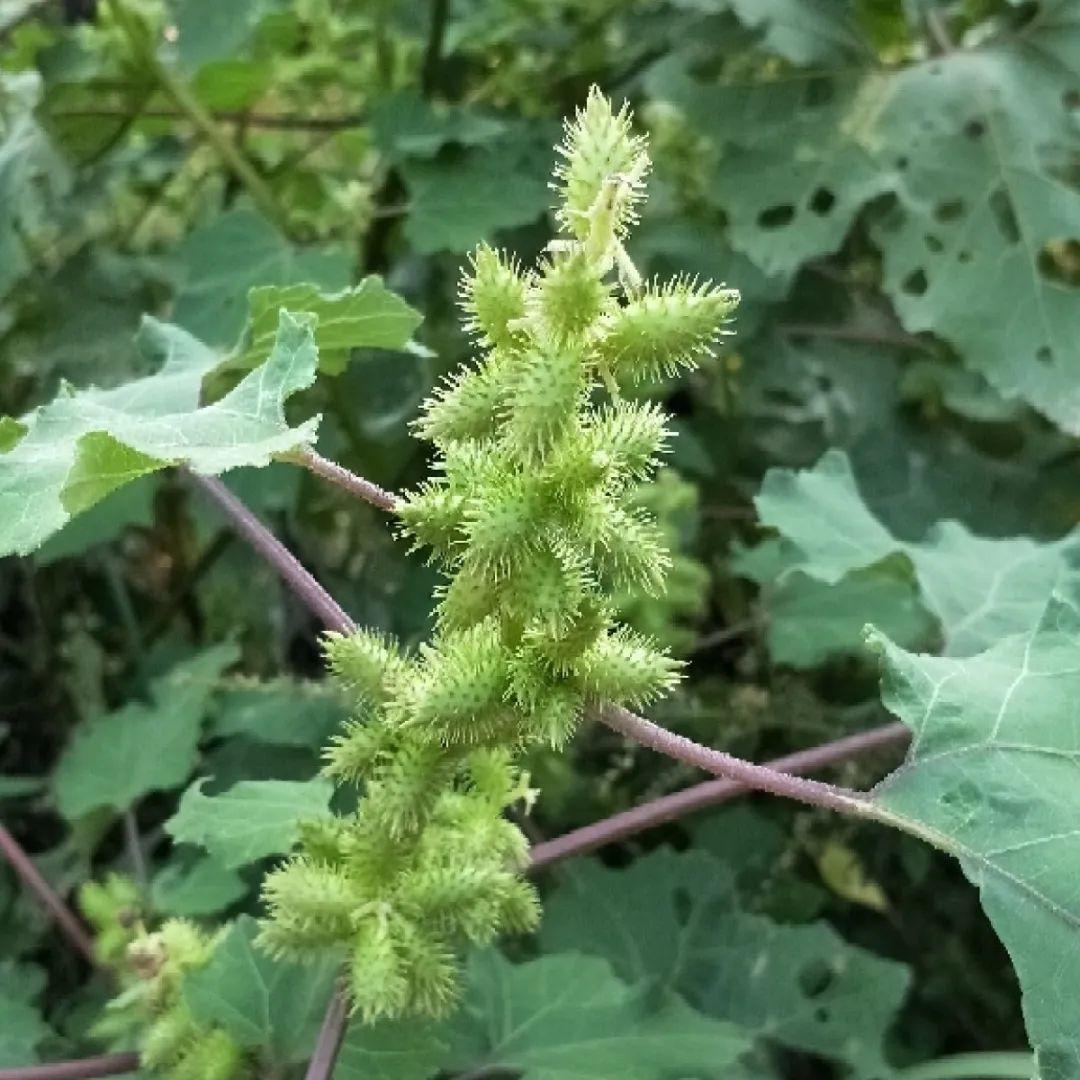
xmin=295 ymin=449 xmax=399 ymax=513
xmin=530 ymin=720 xmax=908 ymax=868
xmin=0 ymin=823 xmax=98 ymax=968
xmin=0 ymin=1052 xmax=140 ymax=1080
xmin=185 ymin=472 xmax=355 ymax=635
xmin=594 ymin=702 xmax=873 ymax=818
xmin=304 ymin=985 xmax=350 ymax=1080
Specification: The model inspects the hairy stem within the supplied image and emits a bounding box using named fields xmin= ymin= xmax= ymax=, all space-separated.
xmin=292 ymin=448 xmax=400 ymax=512
xmin=0 ymin=823 xmax=99 ymax=967
xmin=106 ymin=0 xmax=290 ymax=232
xmin=593 ymin=703 xmax=875 ymax=818
xmin=0 ymin=1054 xmax=141 ymax=1080
xmin=529 ymin=720 xmax=908 ymax=868
xmin=184 ymin=472 xmax=355 ymax=635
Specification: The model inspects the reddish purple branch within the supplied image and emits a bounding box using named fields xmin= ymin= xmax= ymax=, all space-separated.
xmin=304 ymin=985 xmax=350 ymax=1080
xmin=594 ymin=703 xmax=872 ymax=817
xmin=530 ymin=720 xmax=908 ymax=869
xmin=185 ymin=472 xmax=356 ymax=635
xmin=296 ymin=449 xmax=399 ymax=513
xmin=0 ymin=1052 xmax=139 ymax=1080
xmin=0 ymin=823 xmax=98 ymax=968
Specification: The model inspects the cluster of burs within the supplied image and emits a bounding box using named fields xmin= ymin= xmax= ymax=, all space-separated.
xmin=260 ymin=89 xmax=739 ymax=1022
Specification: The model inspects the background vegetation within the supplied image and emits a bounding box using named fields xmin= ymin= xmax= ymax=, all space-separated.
xmin=2 ymin=0 xmax=1078 ymax=1076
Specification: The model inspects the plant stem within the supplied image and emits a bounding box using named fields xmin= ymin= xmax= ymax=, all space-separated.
xmin=779 ymin=322 xmax=935 ymax=354
xmin=897 ymin=1052 xmax=1034 ymax=1080
xmin=593 ymin=702 xmax=875 ymax=819
xmin=106 ymin=0 xmax=290 ymax=232
xmin=49 ymin=108 xmax=365 ymax=131
xmin=184 ymin=472 xmax=355 ymax=635
xmin=304 ymin=986 xmax=350 ymax=1080
xmin=530 ymin=720 xmax=908 ymax=868
xmin=292 ymin=449 xmax=399 ymax=512
xmin=0 ymin=1053 xmax=142 ymax=1080
xmin=123 ymin=811 xmax=149 ymax=893
xmin=421 ymin=0 xmax=451 ymax=97
xmin=0 ymin=823 xmax=98 ymax=967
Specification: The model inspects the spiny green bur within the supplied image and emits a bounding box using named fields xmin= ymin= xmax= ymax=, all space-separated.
xmin=259 ymin=89 xmax=739 ymax=1023
xmin=79 ymin=879 xmax=247 ymax=1080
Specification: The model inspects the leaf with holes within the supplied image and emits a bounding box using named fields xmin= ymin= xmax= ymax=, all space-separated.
xmin=873 ymin=10 xmax=1080 ymax=432
xmin=869 ymin=587 xmax=1080 ymax=1080
xmin=643 ymin=52 xmax=893 ymax=281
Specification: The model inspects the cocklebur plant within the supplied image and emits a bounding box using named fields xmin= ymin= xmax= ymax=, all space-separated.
xmin=258 ymin=88 xmax=739 ymax=1022
xmin=79 ymin=877 xmax=248 ymax=1080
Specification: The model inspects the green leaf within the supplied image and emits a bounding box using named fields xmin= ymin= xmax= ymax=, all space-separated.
xmin=450 ymin=950 xmax=750 ymax=1080
xmin=540 ymin=849 xmax=910 ymax=1074
xmin=191 ymin=59 xmax=273 ymax=111
xmin=728 ymin=0 xmax=871 ymax=64
xmin=151 ymin=851 xmax=247 ymax=916
xmin=165 ymin=777 xmax=334 ymax=868
xmin=0 ymin=418 xmax=25 ymax=453
xmin=643 ymin=54 xmax=891 ymax=280
xmin=0 ymin=311 xmax=320 ymax=556
xmin=210 ymin=678 xmax=347 ymax=749
xmin=0 ymin=962 xmax=50 ymax=1067
xmin=370 ymin=91 xmax=507 ymax=159
xmin=52 ymin=645 xmax=237 ymax=819
xmin=34 ymin=477 xmax=157 ymax=565
xmin=183 ymin=915 xmax=338 ymax=1064
xmin=172 ymin=0 xmax=284 ymax=71
xmin=873 ymin=13 xmax=1080 ymax=433
xmin=869 ymin=589 xmax=1080 ymax=1080
xmin=401 ymin=132 xmax=553 ymax=253
xmin=0 ymin=995 xmax=49 ymax=1067
xmin=653 ymin=7 xmax=1080 ymax=428
xmin=766 ymin=559 xmax=935 ymax=668
xmin=235 ymin=279 xmax=423 ymax=375
xmin=0 ymin=71 xmax=71 ymax=302
xmin=748 ymin=450 xmax=1080 ymax=659
xmin=171 ymin=208 xmax=350 ymax=345
xmin=336 ymin=1017 xmax=453 ymax=1080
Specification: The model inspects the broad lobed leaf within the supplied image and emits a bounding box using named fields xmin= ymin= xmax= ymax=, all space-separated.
xmin=870 ymin=587 xmax=1080 ymax=1080
xmin=0 ymin=311 xmax=320 ymax=556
